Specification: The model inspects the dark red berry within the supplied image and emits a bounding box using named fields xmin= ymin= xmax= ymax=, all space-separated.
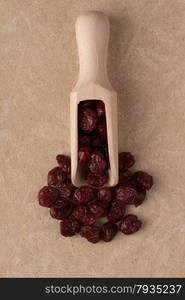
xmin=86 ymin=171 xmax=107 ymax=187
xmin=78 ymin=133 xmax=91 ymax=146
xmin=73 ymin=205 xmax=95 ymax=225
xmin=91 ymin=134 xmax=105 ymax=147
xmin=78 ymin=146 xmax=92 ymax=165
xmin=107 ymin=201 xmax=125 ymax=223
xmin=73 ymin=186 xmax=96 ymax=204
xmin=98 ymin=119 xmax=107 ymax=138
xmin=98 ymin=187 xmax=112 ymax=203
xmin=96 ymin=101 xmax=105 ymax=117
xmin=47 ymin=167 xmax=67 ymax=187
xmin=119 ymin=170 xmax=132 ymax=184
xmin=60 ymin=217 xmax=81 ymax=237
xmin=58 ymin=181 xmax=75 ymax=199
xmin=100 ymin=222 xmax=118 ymax=242
xmin=88 ymin=201 xmax=105 ymax=219
xmin=115 ymin=184 xmax=138 ymax=206
xmin=50 ymin=198 xmax=74 ymax=219
xmin=80 ymin=225 xmax=100 ymax=243
xmin=134 ymin=186 xmax=146 ymax=207
xmin=56 ymin=155 xmax=71 ymax=174
xmin=38 ymin=186 xmax=59 ymax=207
xmin=89 ymin=151 xmax=107 ymax=174
xmin=79 ymin=108 xmax=98 ymax=133
xmin=119 ymin=152 xmax=135 ymax=171
xmin=132 ymin=171 xmax=153 ymax=190
xmin=119 ymin=214 xmax=142 ymax=235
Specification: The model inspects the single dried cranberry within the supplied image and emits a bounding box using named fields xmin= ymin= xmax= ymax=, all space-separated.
xmin=60 ymin=217 xmax=81 ymax=237
xmin=47 ymin=167 xmax=67 ymax=187
xmin=132 ymin=171 xmax=153 ymax=190
xmin=58 ymin=181 xmax=75 ymax=198
xmin=115 ymin=184 xmax=138 ymax=206
xmin=78 ymin=108 xmax=98 ymax=133
xmin=50 ymin=198 xmax=74 ymax=219
xmin=134 ymin=185 xmax=146 ymax=207
xmin=119 ymin=215 xmax=142 ymax=234
xmin=119 ymin=170 xmax=132 ymax=184
xmin=91 ymin=134 xmax=105 ymax=147
xmin=78 ymin=133 xmax=91 ymax=146
xmin=107 ymin=201 xmax=125 ymax=223
xmin=73 ymin=186 xmax=96 ymax=204
xmin=98 ymin=119 xmax=107 ymax=138
xmin=96 ymin=101 xmax=105 ymax=117
xmin=73 ymin=205 xmax=95 ymax=225
xmin=56 ymin=154 xmax=71 ymax=174
xmin=119 ymin=152 xmax=135 ymax=171
xmin=100 ymin=222 xmax=118 ymax=242
xmin=89 ymin=151 xmax=107 ymax=174
xmin=98 ymin=187 xmax=112 ymax=203
xmin=86 ymin=171 xmax=107 ymax=187
xmin=80 ymin=225 xmax=100 ymax=243
xmin=78 ymin=146 xmax=92 ymax=165
xmin=38 ymin=186 xmax=59 ymax=207
xmin=88 ymin=201 xmax=105 ymax=219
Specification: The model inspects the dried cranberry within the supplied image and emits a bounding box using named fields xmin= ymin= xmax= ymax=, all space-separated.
xmin=73 ymin=186 xmax=96 ymax=204
xmin=88 ymin=201 xmax=105 ymax=218
xmin=80 ymin=225 xmax=100 ymax=243
xmin=91 ymin=134 xmax=105 ymax=147
xmin=78 ymin=146 xmax=92 ymax=165
xmin=60 ymin=217 xmax=81 ymax=237
xmin=56 ymin=155 xmax=71 ymax=174
xmin=119 ymin=170 xmax=132 ymax=184
xmin=78 ymin=108 xmax=98 ymax=133
xmin=50 ymin=198 xmax=74 ymax=219
xmin=78 ymin=133 xmax=91 ymax=146
xmin=86 ymin=171 xmax=107 ymax=187
xmin=100 ymin=222 xmax=118 ymax=242
xmin=38 ymin=186 xmax=59 ymax=207
xmin=119 ymin=215 xmax=142 ymax=234
xmin=98 ymin=119 xmax=107 ymax=138
xmin=89 ymin=151 xmax=107 ymax=174
xmin=47 ymin=167 xmax=67 ymax=187
xmin=58 ymin=181 xmax=75 ymax=198
xmin=132 ymin=171 xmax=153 ymax=190
xmin=107 ymin=201 xmax=125 ymax=223
xmin=119 ymin=152 xmax=135 ymax=171
xmin=96 ymin=101 xmax=105 ymax=117
xmin=73 ymin=205 xmax=95 ymax=225
xmin=98 ymin=187 xmax=112 ymax=203
xmin=134 ymin=186 xmax=146 ymax=207
xmin=115 ymin=184 xmax=138 ymax=206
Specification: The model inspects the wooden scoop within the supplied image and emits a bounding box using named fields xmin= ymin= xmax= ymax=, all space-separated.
xmin=70 ymin=11 xmax=118 ymax=187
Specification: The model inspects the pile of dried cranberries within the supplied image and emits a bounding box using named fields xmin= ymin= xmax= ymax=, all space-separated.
xmin=38 ymin=100 xmax=153 ymax=243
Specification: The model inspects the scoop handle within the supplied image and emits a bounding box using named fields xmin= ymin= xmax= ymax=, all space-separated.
xmin=75 ymin=11 xmax=112 ymax=89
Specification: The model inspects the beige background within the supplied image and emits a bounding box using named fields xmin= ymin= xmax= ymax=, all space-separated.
xmin=0 ymin=0 xmax=185 ymax=278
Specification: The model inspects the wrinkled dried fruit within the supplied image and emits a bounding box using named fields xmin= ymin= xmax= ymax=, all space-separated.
xmin=79 ymin=108 xmax=98 ymax=133
xmin=100 ymin=222 xmax=118 ymax=242
xmin=88 ymin=201 xmax=105 ymax=219
xmin=115 ymin=184 xmax=138 ymax=206
xmin=56 ymin=155 xmax=71 ymax=174
xmin=73 ymin=186 xmax=96 ymax=204
xmin=78 ymin=146 xmax=92 ymax=165
xmin=98 ymin=187 xmax=112 ymax=203
xmin=38 ymin=186 xmax=59 ymax=207
xmin=134 ymin=185 xmax=146 ymax=207
xmin=78 ymin=133 xmax=91 ymax=146
xmin=73 ymin=205 xmax=96 ymax=225
xmin=89 ymin=151 xmax=107 ymax=174
xmin=96 ymin=101 xmax=105 ymax=117
xmin=107 ymin=201 xmax=125 ymax=223
xmin=80 ymin=225 xmax=100 ymax=243
xmin=86 ymin=171 xmax=107 ymax=187
xmin=132 ymin=171 xmax=153 ymax=190
xmin=47 ymin=167 xmax=67 ymax=187
xmin=50 ymin=198 xmax=74 ymax=219
xmin=98 ymin=119 xmax=107 ymax=138
xmin=60 ymin=217 xmax=81 ymax=237
xmin=59 ymin=181 xmax=75 ymax=198
xmin=119 ymin=152 xmax=135 ymax=171
xmin=119 ymin=214 xmax=142 ymax=234
xmin=119 ymin=170 xmax=132 ymax=184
